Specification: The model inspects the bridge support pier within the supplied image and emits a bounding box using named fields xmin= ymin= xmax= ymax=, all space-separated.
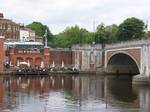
xmin=133 ymin=45 xmax=150 ymax=84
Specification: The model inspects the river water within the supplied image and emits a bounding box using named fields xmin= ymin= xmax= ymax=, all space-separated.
xmin=0 ymin=74 xmax=150 ymax=112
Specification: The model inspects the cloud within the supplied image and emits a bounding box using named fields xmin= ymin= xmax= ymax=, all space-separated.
xmin=0 ymin=0 xmax=150 ymax=34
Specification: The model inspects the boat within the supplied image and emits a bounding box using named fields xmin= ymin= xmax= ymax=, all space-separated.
xmin=13 ymin=68 xmax=49 ymax=75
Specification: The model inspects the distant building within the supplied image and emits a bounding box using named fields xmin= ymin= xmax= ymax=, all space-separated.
xmin=20 ymin=26 xmax=35 ymax=42
xmin=0 ymin=13 xmax=20 ymax=40
xmin=35 ymin=35 xmax=43 ymax=43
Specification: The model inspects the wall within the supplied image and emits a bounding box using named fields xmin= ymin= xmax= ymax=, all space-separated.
xmin=50 ymin=48 xmax=72 ymax=67
xmin=72 ymin=44 xmax=103 ymax=71
xmin=8 ymin=47 xmax=50 ymax=69
xmin=0 ymin=18 xmax=20 ymax=40
xmin=140 ymin=45 xmax=150 ymax=77
xmin=0 ymin=36 xmax=4 ymax=72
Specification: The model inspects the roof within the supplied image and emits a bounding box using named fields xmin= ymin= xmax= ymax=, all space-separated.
xmin=4 ymin=41 xmax=43 ymax=46
xmin=0 ymin=18 xmax=19 ymax=25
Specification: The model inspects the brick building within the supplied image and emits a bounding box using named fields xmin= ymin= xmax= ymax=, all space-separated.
xmin=5 ymin=41 xmax=49 ymax=69
xmin=1 ymin=40 xmax=103 ymax=72
xmin=0 ymin=13 xmax=20 ymax=40
xmin=20 ymin=27 xmax=36 ymax=42
xmin=4 ymin=41 xmax=72 ymax=70
xmin=0 ymin=36 xmax=4 ymax=72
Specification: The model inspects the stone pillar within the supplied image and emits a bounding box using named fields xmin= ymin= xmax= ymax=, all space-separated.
xmin=0 ymin=36 xmax=4 ymax=72
xmin=44 ymin=47 xmax=50 ymax=68
xmin=141 ymin=46 xmax=150 ymax=77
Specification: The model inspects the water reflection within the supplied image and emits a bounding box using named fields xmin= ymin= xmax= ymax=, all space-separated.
xmin=0 ymin=75 xmax=149 ymax=112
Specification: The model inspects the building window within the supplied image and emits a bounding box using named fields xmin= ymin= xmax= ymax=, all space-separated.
xmin=16 ymin=26 xmax=19 ymax=31
xmin=3 ymin=24 xmax=6 ymax=29
xmin=13 ymin=26 xmax=16 ymax=30
xmin=7 ymin=24 xmax=11 ymax=30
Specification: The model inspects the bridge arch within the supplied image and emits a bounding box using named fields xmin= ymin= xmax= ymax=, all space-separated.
xmin=106 ymin=51 xmax=140 ymax=75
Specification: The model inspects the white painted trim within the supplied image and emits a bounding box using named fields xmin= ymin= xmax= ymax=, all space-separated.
xmin=106 ymin=47 xmax=142 ymax=52
xmin=104 ymin=51 xmax=107 ymax=69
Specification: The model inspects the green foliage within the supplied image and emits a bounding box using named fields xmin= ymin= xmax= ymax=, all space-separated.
xmin=27 ymin=17 xmax=146 ymax=48
xmin=26 ymin=22 xmax=46 ymax=37
xmin=55 ymin=25 xmax=93 ymax=48
xmin=144 ymin=31 xmax=150 ymax=38
xmin=95 ymin=23 xmax=118 ymax=44
xmin=117 ymin=17 xmax=145 ymax=41
xmin=26 ymin=22 xmax=54 ymax=46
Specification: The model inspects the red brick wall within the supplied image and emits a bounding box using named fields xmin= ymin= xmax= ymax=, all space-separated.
xmin=50 ymin=50 xmax=72 ymax=66
xmin=72 ymin=51 xmax=75 ymax=65
xmin=0 ymin=37 xmax=4 ymax=72
xmin=8 ymin=48 xmax=48 ymax=68
xmin=107 ymin=48 xmax=141 ymax=67
xmin=44 ymin=47 xmax=50 ymax=68
xmin=7 ymin=47 xmax=74 ymax=69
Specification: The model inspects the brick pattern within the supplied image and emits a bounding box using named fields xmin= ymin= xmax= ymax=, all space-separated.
xmin=50 ymin=50 xmax=72 ymax=66
xmin=0 ymin=37 xmax=4 ymax=72
xmin=107 ymin=48 xmax=141 ymax=68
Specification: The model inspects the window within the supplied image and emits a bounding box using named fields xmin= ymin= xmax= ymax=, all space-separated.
xmin=3 ymin=24 xmax=6 ymax=29
xmin=7 ymin=24 xmax=11 ymax=30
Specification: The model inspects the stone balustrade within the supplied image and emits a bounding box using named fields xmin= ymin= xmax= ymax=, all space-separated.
xmin=105 ymin=38 xmax=150 ymax=50
xmin=72 ymin=44 xmax=102 ymax=51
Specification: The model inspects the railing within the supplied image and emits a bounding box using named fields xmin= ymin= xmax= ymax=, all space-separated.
xmin=50 ymin=48 xmax=72 ymax=52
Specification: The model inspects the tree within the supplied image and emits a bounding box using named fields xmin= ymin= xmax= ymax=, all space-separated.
xmin=103 ymin=24 xmax=118 ymax=43
xmin=55 ymin=25 xmax=93 ymax=48
xmin=95 ymin=23 xmax=118 ymax=44
xmin=144 ymin=30 xmax=150 ymax=38
xmin=26 ymin=22 xmax=54 ymax=46
xmin=26 ymin=22 xmax=46 ymax=36
xmin=95 ymin=23 xmax=106 ymax=44
xmin=117 ymin=17 xmax=145 ymax=41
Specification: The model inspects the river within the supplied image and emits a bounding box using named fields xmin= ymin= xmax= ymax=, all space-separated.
xmin=0 ymin=74 xmax=150 ymax=112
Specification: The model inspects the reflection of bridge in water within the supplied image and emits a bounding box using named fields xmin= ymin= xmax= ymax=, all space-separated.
xmin=1 ymin=75 xmax=150 ymax=111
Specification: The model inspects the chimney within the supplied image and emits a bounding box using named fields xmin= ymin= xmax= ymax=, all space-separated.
xmin=0 ymin=13 xmax=4 ymax=18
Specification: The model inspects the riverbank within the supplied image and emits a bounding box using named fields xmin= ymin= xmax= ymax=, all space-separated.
xmin=132 ymin=74 xmax=150 ymax=84
xmin=1 ymin=71 xmax=150 ymax=85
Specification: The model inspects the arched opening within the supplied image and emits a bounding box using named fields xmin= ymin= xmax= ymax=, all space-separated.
xmin=107 ymin=53 xmax=140 ymax=75
xmin=16 ymin=57 xmax=24 ymax=64
xmin=25 ymin=57 xmax=33 ymax=67
xmin=35 ymin=57 xmax=42 ymax=67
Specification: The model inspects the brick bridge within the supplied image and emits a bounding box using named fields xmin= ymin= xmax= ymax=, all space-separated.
xmin=73 ymin=39 xmax=150 ymax=80
xmin=105 ymin=39 xmax=150 ymax=78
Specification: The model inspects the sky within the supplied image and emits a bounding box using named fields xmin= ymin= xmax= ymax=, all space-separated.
xmin=0 ymin=0 xmax=150 ymax=34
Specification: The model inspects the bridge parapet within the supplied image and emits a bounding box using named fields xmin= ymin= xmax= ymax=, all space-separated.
xmin=105 ymin=38 xmax=150 ymax=50
xmin=72 ymin=44 xmax=102 ymax=51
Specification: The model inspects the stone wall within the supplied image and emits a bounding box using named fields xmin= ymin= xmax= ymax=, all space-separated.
xmin=105 ymin=38 xmax=150 ymax=50
xmin=72 ymin=44 xmax=103 ymax=71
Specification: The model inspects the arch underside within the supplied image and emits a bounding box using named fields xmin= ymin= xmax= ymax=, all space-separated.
xmin=107 ymin=53 xmax=140 ymax=75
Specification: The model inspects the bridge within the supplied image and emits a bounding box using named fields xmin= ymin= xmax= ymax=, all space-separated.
xmin=72 ymin=39 xmax=150 ymax=82
xmin=104 ymin=39 xmax=150 ymax=82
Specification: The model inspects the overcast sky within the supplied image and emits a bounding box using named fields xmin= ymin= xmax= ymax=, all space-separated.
xmin=0 ymin=0 xmax=150 ymax=34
